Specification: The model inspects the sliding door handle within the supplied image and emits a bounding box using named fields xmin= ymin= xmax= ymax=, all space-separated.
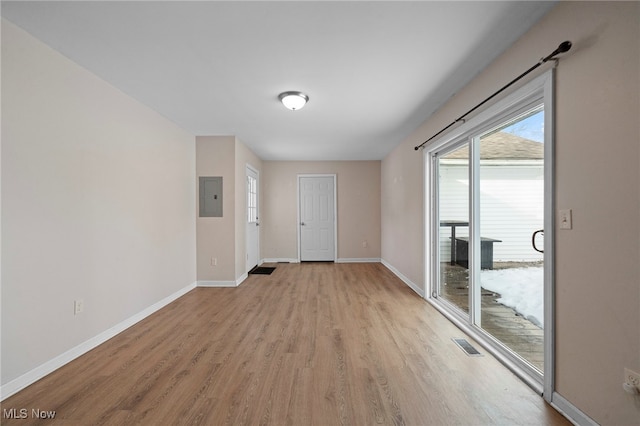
xmin=532 ymin=229 xmax=544 ymax=253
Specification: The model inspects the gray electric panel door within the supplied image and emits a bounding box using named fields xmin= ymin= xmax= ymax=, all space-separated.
xmin=199 ymin=177 xmax=223 ymax=217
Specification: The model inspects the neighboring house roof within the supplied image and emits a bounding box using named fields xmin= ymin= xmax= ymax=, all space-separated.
xmin=445 ymin=132 xmax=544 ymax=160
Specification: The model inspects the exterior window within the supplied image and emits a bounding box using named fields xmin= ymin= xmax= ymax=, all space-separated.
xmin=247 ymin=175 xmax=257 ymax=224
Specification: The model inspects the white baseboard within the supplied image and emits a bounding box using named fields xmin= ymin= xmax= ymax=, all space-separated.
xmin=336 ymin=258 xmax=381 ymax=263
xmin=261 ymin=258 xmax=299 ymax=263
xmin=236 ymin=273 xmax=248 ymax=286
xmin=0 ymin=281 xmax=197 ymax=401
xmin=197 ymin=280 xmax=237 ymax=287
xmin=197 ymin=272 xmax=248 ymax=288
xmin=263 ymin=258 xmax=380 ymax=264
xmin=550 ymin=392 xmax=597 ymax=426
xmin=380 ymin=258 xmax=425 ymax=297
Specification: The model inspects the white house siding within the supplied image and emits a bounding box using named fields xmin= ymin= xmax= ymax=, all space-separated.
xmin=439 ymin=162 xmax=544 ymax=263
xmin=438 ymin=161 xmax=470 ymax=262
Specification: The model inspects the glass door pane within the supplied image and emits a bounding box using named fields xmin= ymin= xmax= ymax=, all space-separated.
xmin=476 ymin=107 xmax=545 ymax=371
xmin=437 ymin=143 xmax=470 ymax=314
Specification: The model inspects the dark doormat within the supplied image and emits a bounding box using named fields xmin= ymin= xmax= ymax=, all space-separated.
xmin=249 ymin=266 xmax=276 ymax=275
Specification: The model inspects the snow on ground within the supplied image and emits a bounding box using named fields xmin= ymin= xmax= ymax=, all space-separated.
xmin=480 ymin=266 xmax=544 ymax=328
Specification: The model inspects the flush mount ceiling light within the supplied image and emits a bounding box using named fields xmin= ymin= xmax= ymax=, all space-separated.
xmin=278 ymin=91 xmax=309 ymax=111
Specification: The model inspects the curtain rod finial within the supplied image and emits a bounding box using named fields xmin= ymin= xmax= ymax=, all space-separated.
xmin=544 ymin=40 xmax=572 ymax=62
xmin=558 ymin=41 xmax=572 ymax=53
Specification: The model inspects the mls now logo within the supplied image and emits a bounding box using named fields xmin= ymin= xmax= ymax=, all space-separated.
xmin=3 ymin=408 xmax=56 ymax=419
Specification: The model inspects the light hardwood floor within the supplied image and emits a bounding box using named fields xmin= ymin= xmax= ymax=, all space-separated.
xmin=2 ymin=263 xmax=569 ymax=425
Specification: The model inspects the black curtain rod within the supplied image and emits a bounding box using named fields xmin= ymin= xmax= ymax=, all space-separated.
xmin=414 ymin=41 xmax=572 ymax=151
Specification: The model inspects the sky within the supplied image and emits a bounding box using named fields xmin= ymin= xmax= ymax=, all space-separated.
xmin=502 ymin=109 xmax=544 ymax=142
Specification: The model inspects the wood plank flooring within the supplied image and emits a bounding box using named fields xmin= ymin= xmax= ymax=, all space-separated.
xmin=1 ymin=263 xmax=569 ymax=425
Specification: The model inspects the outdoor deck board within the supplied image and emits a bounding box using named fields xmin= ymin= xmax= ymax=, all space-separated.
xmin=440 ymin=262 xmax=545 ymax=371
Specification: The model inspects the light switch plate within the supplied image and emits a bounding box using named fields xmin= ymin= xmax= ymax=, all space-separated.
xmin=559 ymin=209 xmax=572 ymax=230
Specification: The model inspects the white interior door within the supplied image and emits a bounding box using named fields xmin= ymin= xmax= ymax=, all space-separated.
xmin=299 ymin=176 xmax=335 ymax=261
xmin=246 ymin=166 xmax=259 ymax=271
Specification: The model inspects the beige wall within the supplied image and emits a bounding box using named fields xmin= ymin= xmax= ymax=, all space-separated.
xmin=262 ymin=161 xmax=381 ymax=261
xmin=381 ymin=2 xmax=640 ymax=424
xmin=196 ymin=136 xmax=236 ymax=282
xmin=381 ymin=144 xmax=424 ymax=286
xmin=1 ymin=20 xmax=196 ymax=386
xmin=196 ymin=136 xmax=262 ymax=283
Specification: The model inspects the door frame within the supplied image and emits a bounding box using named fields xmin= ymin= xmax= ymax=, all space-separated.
xmin=297 ymin=174 xmax=337 ymax=262
xmin=246 ymin=164 xmax=260 ymax=273
xmin=424 ymin=71 xmax=555 ymax=399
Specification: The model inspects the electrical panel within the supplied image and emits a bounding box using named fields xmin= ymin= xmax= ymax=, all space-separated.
xmin=199 ymin=176 xmax=223 ymax=217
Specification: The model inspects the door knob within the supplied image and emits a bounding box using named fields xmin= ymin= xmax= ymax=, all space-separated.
xmin=301 ymin=222 xmax=305 ymax=226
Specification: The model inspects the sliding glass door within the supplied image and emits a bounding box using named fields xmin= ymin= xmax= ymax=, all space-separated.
xmin=427 ymin=72 xmax=553 ymax=393
xmin=436 ymin=143 xmax=470 ymax=314
xmin=476 ymin=107 xmax=545 ymax=372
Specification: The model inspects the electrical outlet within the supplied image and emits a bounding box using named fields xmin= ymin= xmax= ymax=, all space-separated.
xmin=623 ymin=368 xmax=640 ymax=395
xmin=74 ymin=299 xmax=84 ymax=315
xmin=210 ymin=257 xmax=217 ymax=266
xmin=362 ymin=241 xmax=368 ymax=248
xmin=625 ymin=368 xmax=640 ymax=387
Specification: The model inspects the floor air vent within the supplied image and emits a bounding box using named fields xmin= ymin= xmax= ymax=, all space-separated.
xmin=452 ymin=338 xmax=483 ymax=356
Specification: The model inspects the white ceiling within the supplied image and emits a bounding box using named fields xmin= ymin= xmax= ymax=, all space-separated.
xmin=1 ymin=1 xmax=556 ymax=160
